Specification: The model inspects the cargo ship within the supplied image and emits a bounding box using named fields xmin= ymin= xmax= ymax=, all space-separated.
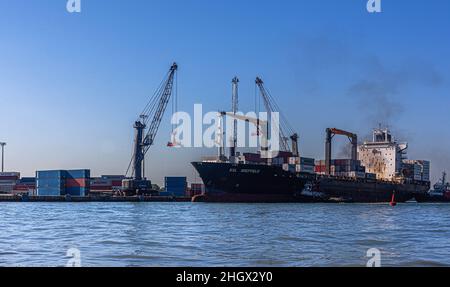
xmin=192 ymin=78 xmax=430 ymax=203
xmin=415 ymin=172 xmax=450 ymax=203
xmin=192 ymin=128 xmax=430 ymax=203
xmin=192 ymin=163 xmax=429 ymax=203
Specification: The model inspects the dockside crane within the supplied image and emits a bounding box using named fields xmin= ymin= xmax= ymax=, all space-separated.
xmin=325 ymin=128 xmax=358 ymax=175
xmin=123 ymin=63 xmax=178 ymax=195
xmin=255 ymin=77 xmax=299 ymax=156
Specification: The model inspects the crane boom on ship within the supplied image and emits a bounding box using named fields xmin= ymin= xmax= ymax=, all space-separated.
xmin=255 ymin=77 xmax=299 ymax=157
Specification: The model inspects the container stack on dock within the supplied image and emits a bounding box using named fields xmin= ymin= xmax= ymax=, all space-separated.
xmin=163 ymin=177 xmax=187 ymax=197
xmin=0 ymin=172 xmax=20 ymax=194
xmin=13 ymin=177 xmax=36 ymax=194
xmin=36 ymin=170 xmax=90 ymax=196
xmin=65 ymin=170 xmax=90 ymax=196
xmin=90 ymin=175 xmax=125 ymax=194
xmin=36 ymin=170 xmax=66 ymax=196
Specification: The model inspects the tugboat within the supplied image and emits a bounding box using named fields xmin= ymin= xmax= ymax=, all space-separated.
xmin=415 ymin=172 xmax=450 ymax=203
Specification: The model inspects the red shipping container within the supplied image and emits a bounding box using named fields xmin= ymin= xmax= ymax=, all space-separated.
xmin=66 ymin=178 xmax=89 ymax=188
xmin=111 ymin=180 xmax=122 ymax=187
xmin=0 ymin=176 xmax=19 ymax=181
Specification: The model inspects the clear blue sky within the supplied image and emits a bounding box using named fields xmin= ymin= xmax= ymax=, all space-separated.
xmin=1 ymin=0 xmax=449 ymax=185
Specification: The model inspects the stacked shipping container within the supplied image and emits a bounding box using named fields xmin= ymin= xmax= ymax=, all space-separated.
xmin=90 ymin=175 xmax=125 ymax=193
xmin=36 ymin=170 xmax=66 ymax=196
xmin=36 ymin=170 xmax=90 ymax=196
xmin=402 ymin=160 xmax=430 ymax=182
xmin=164 ymin=177 xmax=187 ymax=197
xmin=0 ymin=172 xmax=20 ymax=194
xmin=282 ymin=157 xmax=315 ymax=174
xmin=244 ymin=152 xmax=295 ymax=165
xmin=315 ymin=159 xmax=366 ymax=178
xmin=13 ymin=177 xmax=36 ymax=194
xmin=66 ymin=170 xmax=90 ymax=196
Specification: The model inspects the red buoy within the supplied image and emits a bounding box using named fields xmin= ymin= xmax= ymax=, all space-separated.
xmin=390 ymin=192 xmax=397 ymax=207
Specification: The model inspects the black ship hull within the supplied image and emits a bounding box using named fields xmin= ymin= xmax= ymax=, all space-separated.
xmin=316 ymin=177 xmax=429 ymax=203
xmin=192 ymin=162 xmax=430 ymax=203
xmin=415 ymin=193 xmax=450 ymax=203
xmin=191 ymin=162 xmax=317 ymax=203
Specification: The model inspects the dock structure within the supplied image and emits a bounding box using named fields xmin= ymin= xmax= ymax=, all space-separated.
xmin=0 ymin=195 xmax=192 ymax=203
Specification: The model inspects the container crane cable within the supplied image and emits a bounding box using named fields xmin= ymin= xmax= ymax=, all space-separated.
xmin=257 ymin=80 xmax=295 ymax=135
xmin=141 ymin=69 xmax=173 ymax=126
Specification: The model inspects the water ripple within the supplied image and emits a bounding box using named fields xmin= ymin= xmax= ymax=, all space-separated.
xmin=1 ymin=202 xmax=450 ymax=266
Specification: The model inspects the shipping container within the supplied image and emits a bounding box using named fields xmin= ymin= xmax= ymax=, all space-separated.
xmin=65 ymin=178 xmax=89 ymax=188
xmin=165 ymin=177 xmax=187 ymax=197
xmin=0 ymin=179 xmax=17 ymax=185
xmin=36 ymin=170 xmax=66 ymax=179
xmin=296 ymin=165 xmax=315 ymax=174
xmin=66 ymin=169 xmax=90 ymax=179
xmin=19 ymin=177 xmax=36 ymax=184
xmin=37 ymin=188 xmax=64 ymax=196
xmin=0 ymin=172 xmax=20 ymax=178
xmin=36 ymin=169 xmax=90 ymax=197
xmin=0 ymin=185 xmax=14 ymax=193
xmin=111 ymin=180 xmax=123 ymax=187
xmin=0 ymin=176 xmax=20 ymax=181
xmin=300 ymin=157 xmax=315 ymax=166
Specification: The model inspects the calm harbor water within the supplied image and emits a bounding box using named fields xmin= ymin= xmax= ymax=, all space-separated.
xmin=1 ymin=202 xmax=450 ymax=267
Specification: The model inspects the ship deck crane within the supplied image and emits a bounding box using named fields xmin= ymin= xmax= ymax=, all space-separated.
xmin=123 ymin=63 xmax=178 ymax=195
xmin=219 ymin=111 xmax=272 ymax=161
xmin=255 ymin=77 xmax=299 ymax=156
xmin=325 ymin=128 xmax=358 ymax=175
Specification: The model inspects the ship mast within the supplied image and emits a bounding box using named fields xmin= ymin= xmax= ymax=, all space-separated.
xmin=230 ymin=77 xmax=239 ymax=159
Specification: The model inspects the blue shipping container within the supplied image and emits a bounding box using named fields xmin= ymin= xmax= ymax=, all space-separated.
xmin=165 ymin=177 xmax=187 ymax=182
xmin=66 ymin=169 xmax=90 ymax=179
xmin=165 ymin=177 xmax=187 ymax=186
xmin=20 ymin=177 xmax=36 ymax=183
xmin=36 ymin=170 xmax=66 ymax=179
xmin=37 ymin=178 xmax=65 ymax=186
xmin=37 ymin=187 xmax=65 ymax=196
